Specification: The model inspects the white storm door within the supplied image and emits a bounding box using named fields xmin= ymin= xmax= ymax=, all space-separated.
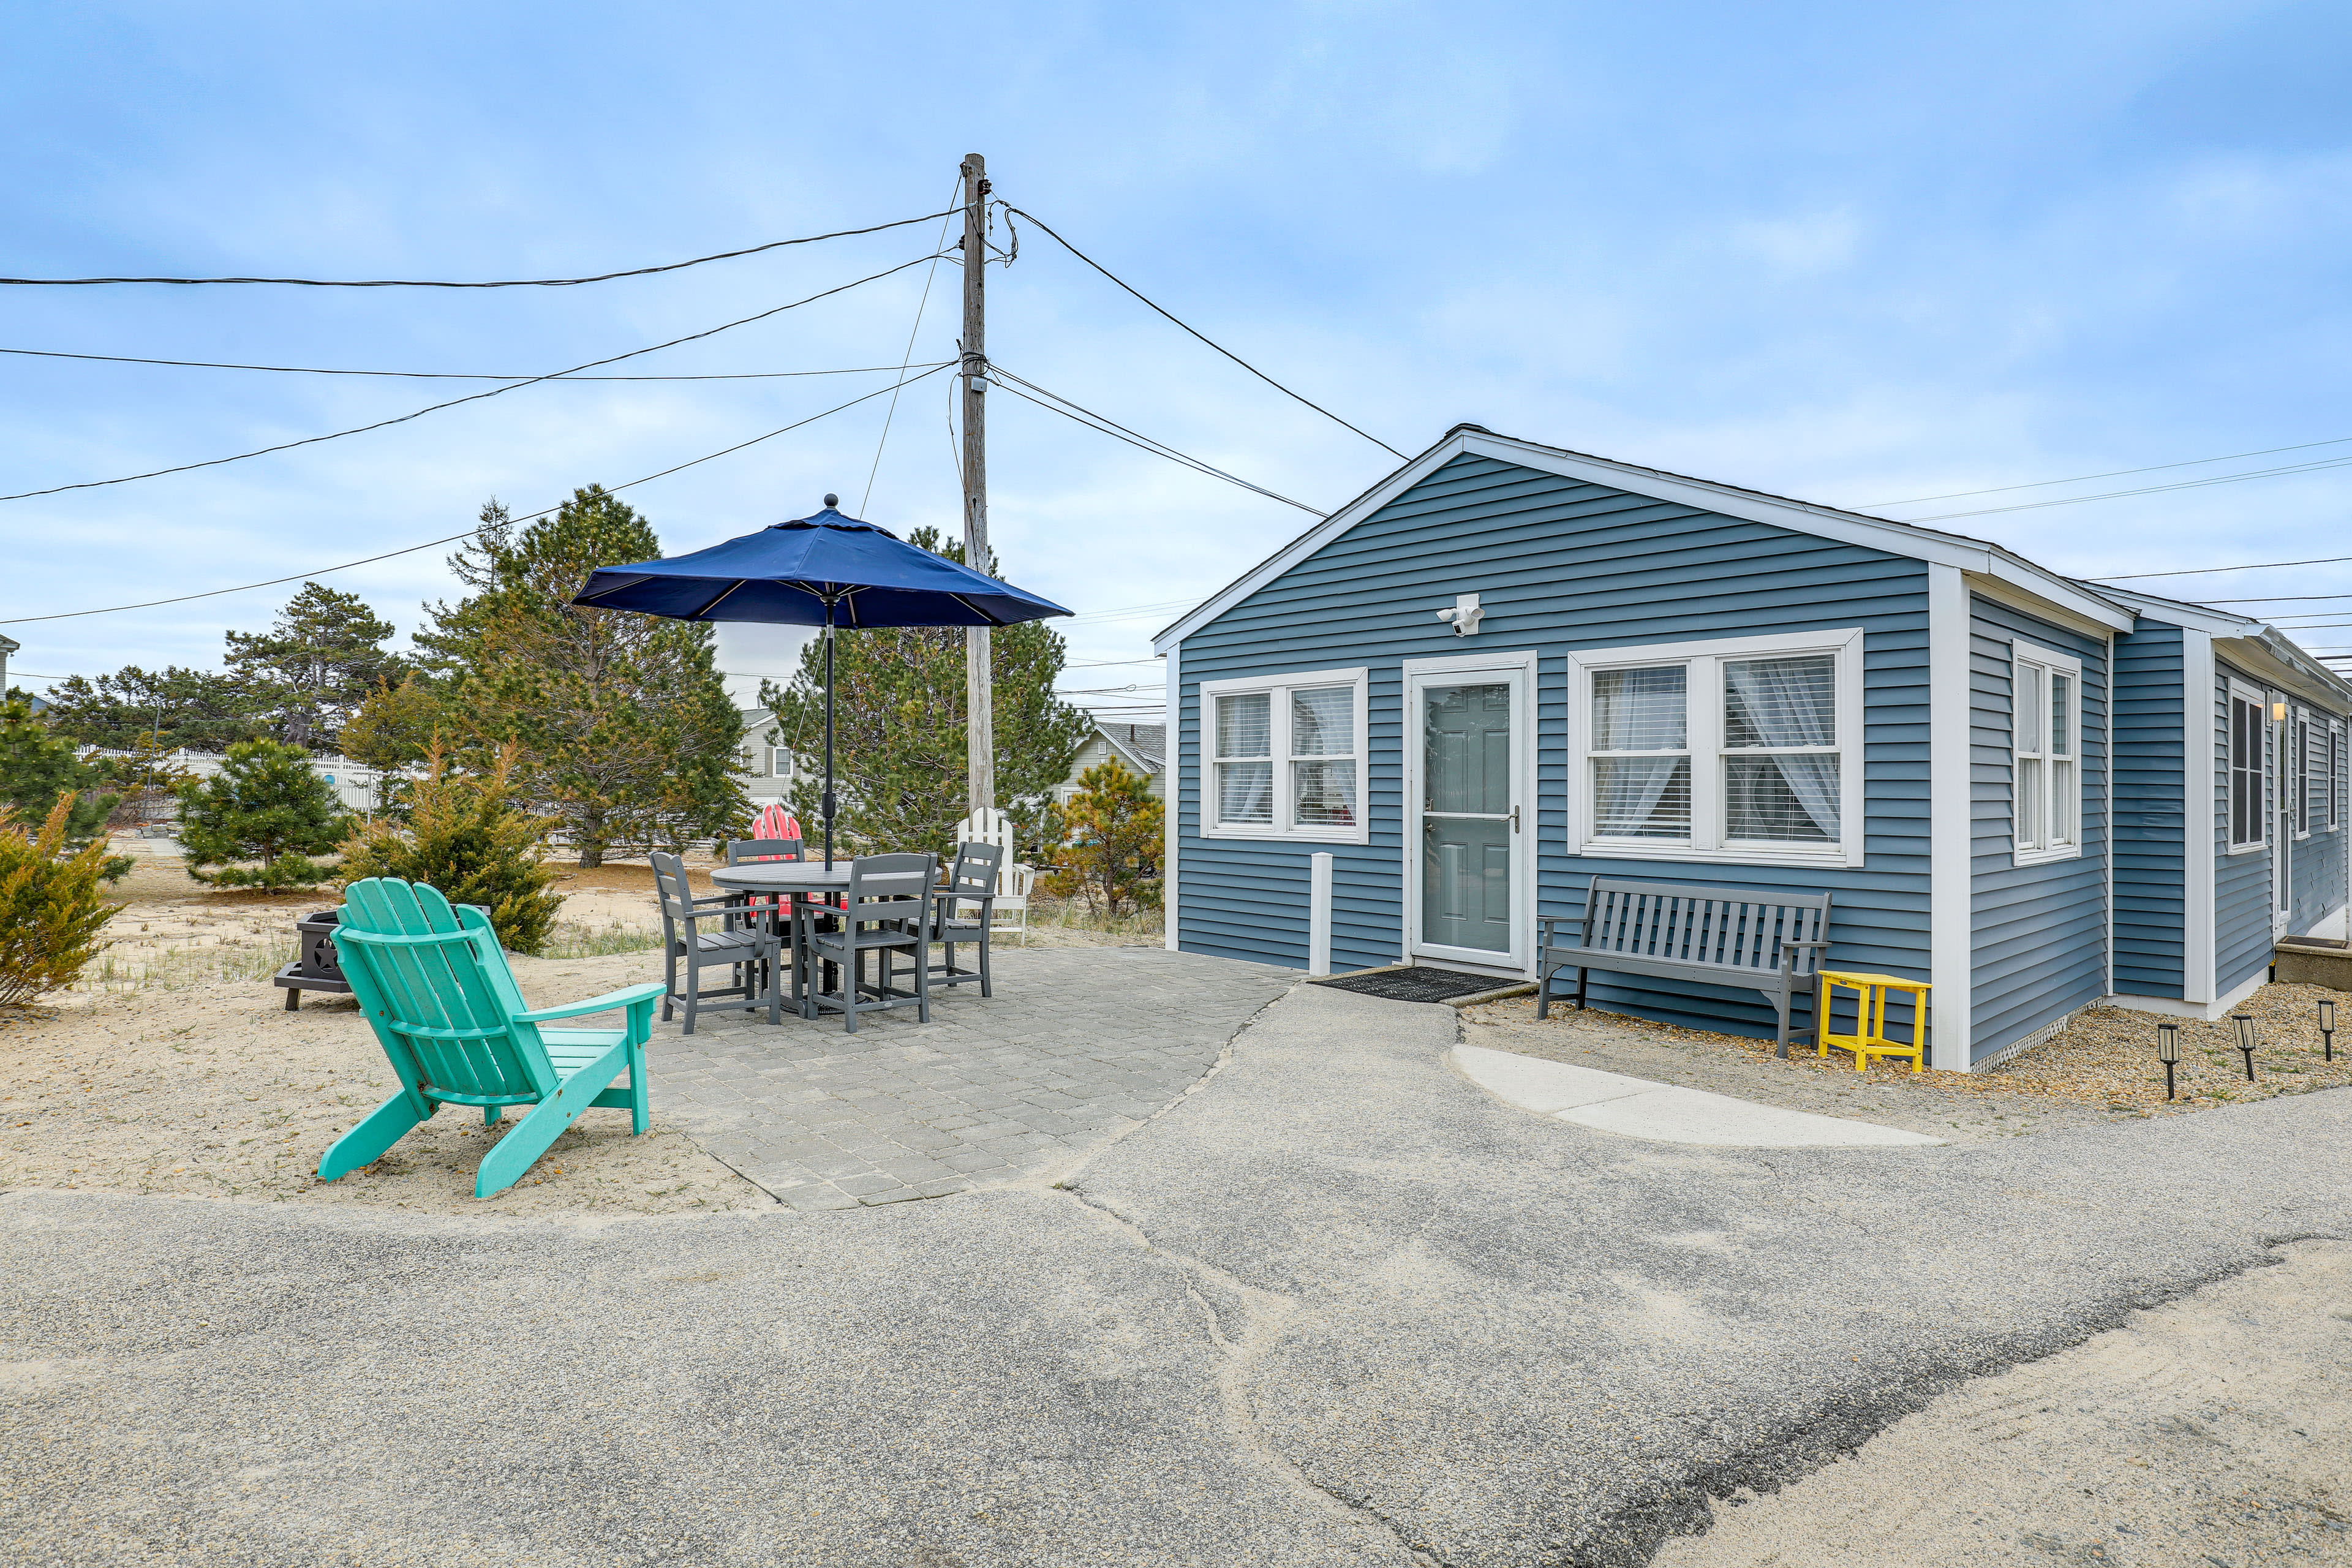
xmin=2275 ymin=711 xmax=2293 ymax=938
xmin=1406 ymin=657 xmax=1532 ymax=971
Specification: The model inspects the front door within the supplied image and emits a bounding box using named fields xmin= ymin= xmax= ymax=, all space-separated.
xmin=1409 ymin=664 xmax=1528 ymax=970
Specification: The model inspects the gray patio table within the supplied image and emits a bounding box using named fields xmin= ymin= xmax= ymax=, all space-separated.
xmin=707 ymin=861 xmax=854 ymax=1017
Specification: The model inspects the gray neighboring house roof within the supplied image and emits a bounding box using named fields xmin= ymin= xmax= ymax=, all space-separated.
xmin=1095 ymin=722 xmax=1165 ymax=775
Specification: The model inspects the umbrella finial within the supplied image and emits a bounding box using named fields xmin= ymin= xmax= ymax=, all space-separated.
xmin=823 ymin=493 xmax=839 ymax=509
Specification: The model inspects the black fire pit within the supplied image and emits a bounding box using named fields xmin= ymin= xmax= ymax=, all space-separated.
xmin=273 ymin=909 xmax=351 ymax=1009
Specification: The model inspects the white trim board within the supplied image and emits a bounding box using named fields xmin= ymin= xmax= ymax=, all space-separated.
xmin=1928 ymin=564 xmax=1976 ymax=1073
xmin=1152 ymin=426 xmax=2136 ymax=654
xmin=2184 ymin=629 xmax=2217 ymax=1003
xmin=1163 ymin=645 xmax=1182 ymax=952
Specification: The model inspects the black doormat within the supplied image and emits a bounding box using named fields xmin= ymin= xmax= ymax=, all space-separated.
xmin=1311 ymin=967 xmax=1515 ymax=1004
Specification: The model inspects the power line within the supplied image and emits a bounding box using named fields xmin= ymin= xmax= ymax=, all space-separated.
xmin=1003 ymin=205 xmax=1408 ymax=461
xmin=1864 ymin=432 xmax=2352 ymax=508
xmin=863 ymin=175 xmax=963 ymax=515
xmin=987 ymin=364 xmax=1327 ymax=514
xmin=0 ymin=209 xmax=959 ymax=288
xmin=2090 ymin=552 xmax=2352 ymax=582
xmin=1896 ymin=451 xmax=2352 ymax=524
xmin=2198 ymin=594 xmax=2352 ymax=605
xmin=0 ymin=364 xmax=951 ymax=627
xmin=0 ymin=346 xmax=950 ymax=382
xmin=0 ymin=253 xmax=947 ymax=503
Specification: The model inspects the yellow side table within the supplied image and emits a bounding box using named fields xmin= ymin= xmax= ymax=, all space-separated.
xmin=1814 ymin=970 xmax=1931 ymax=1072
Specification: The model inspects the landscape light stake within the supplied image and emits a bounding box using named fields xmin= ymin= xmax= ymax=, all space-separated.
xmin=2231 ymin=1012 xmax=2258 ymax=1082
xmin=2157 ymin=1021 xmax=2179 ymax=1102
xmin=2322 ymin=998 xmax=2337 ymax=1063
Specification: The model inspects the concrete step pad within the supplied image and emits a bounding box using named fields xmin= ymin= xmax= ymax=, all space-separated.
xmin=1450 ymin=1043 xmax=1943 ymax=1148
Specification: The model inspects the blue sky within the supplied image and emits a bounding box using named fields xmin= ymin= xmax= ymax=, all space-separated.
xmin=4 ymin=0 xmax=2350 ymax=717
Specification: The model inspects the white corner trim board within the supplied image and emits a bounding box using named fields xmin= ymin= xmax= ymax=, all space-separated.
xmin=1449 ymin=1046 xmax=1943 ymax=1148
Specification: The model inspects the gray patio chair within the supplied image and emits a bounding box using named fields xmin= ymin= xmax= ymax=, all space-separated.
xmin=652 ymin=850 xmax=780 ymax=1035
xmin=923 ymin=840 xmax=1003 ymax=998
xmin=727 ymin=835 xmax=811 ymax=1003
xmin=803 ymin=852 xmax=937 ymax=1033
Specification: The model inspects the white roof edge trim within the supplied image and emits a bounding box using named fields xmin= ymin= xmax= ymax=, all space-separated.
xmin=2092 ymin=586 xmax=2265 ymax=639
xmin=2218 ymin=631 xmax=2352 ymax=710
xmin=1152 ymin=426 xmax=2136 ymax=650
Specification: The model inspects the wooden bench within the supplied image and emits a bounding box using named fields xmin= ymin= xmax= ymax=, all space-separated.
xmin=1537 ymin=875 xmax=1831 ymax=1057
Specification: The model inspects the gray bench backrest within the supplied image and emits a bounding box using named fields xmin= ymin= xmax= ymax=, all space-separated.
xmin=1583 ymin=876 xmax=1831 ymax=976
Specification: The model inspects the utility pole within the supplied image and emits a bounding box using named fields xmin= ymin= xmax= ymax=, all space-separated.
xmin=959 ymin=152 xmax=996 ymax=816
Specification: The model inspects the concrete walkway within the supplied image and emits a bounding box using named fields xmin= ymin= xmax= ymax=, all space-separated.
xmin=1450 ymin=1042 xmax=1943 ymax=1147
xmin=6 ymin=971 xmax=2350 ymax=1566
xmin=646 ymin=946 xmax=1295 ymax=1209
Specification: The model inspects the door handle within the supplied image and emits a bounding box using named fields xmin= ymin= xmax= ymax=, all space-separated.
xmin=1510 ymin=805 xmax=1520 ymax=834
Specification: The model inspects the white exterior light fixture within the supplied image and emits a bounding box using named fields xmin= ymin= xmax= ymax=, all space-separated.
xmin=1435 ymin=593 xmax=1484 ymax=636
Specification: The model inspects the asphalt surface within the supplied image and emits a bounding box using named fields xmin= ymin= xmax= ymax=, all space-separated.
xmin=6 ymin=979 xmax=2350 ymax=1566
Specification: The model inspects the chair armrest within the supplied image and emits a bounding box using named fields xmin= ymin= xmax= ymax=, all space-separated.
xmin=516 ymin=981 xmax=668 ymax=1023
xmin=1777 ymin=938 xmax=1828 ymax=974
xmin=1536 ymin=916 xmax=1586 ymax=951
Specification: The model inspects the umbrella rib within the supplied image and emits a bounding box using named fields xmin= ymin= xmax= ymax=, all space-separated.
xmin=688 ymin=579 xmax=752 ymax=618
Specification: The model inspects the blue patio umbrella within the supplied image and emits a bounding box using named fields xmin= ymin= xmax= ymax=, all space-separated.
xmin=572 ymin=496 xmax=1071 ymax=865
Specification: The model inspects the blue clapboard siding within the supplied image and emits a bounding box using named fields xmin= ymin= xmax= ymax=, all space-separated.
xmin=2109 ymin=624 xmax=2185 ymax=998
xmin=2286 ymin=712 xmax=2347 ymax=935
xmin=1173 ymin=451 xmax=1932 ymax=1041
xmin=2214 ymin=662 xmax=2272 ymax=997
xmin=1968 ymin=597 xmax=2109 ymax=1061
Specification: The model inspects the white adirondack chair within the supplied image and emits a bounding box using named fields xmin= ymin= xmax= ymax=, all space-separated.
xmin=952 ymin=807 xmax=1033 ymax=944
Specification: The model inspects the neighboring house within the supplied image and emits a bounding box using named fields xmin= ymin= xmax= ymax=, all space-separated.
xmin=1054 ymin=722 xmax=1166 ymax=804
xmin=98 ymin=749 xmax=394 ymax=815
xmin=1150 ymin=423 xmax=2352 ymax=1074
xmin=736 ymin=705 xmax=799 ymax=809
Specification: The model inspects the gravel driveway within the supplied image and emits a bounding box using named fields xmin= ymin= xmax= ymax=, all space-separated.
xmin=5 ymin=972 xmax=2348 ymax=1566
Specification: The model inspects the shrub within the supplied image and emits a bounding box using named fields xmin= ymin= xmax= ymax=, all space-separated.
xmin=176 ymin=739 xmax=353 ymax=889
xmin=0 ymin=696 xmax=126 ymax=873
xmin=0 ymin=794 xmax=126 ymax=1006
xmin=1039 ymin=758 xmax=1163 ymax=921
xmin=338 ymin=745 xmax=565 ymax=954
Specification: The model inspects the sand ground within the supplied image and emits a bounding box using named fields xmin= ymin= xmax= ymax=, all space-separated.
xmin=1656 ymin=1239 xmax=2352 ymax=1567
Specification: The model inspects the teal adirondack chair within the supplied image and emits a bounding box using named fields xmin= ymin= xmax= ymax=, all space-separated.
xmin=318 ymin=878 xmax=666 ymax=1198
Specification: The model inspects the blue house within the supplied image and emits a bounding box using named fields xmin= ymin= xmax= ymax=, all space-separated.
xmin=1152 ymin=426 xmax=2352 ymax=1072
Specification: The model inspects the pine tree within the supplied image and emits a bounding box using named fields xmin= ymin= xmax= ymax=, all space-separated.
xmin=416 ymin=491 xmax=745 ymax=867
xmin=225 ymin=582 xmax=407 ymax=750
xmin=0 ymin=696 xmax=123 ymax=862
xmin=43 ymin=664 xmax=255 ymax=750
xmin=339 ymin=745 xmax=565 ymax=953
xmin=339 ymin=676 xmax=442 ymax=811
xmin=760 ymin=528 xmax=1089 ymax=856
xmin=1041 ymin=758 xmax=1164 ymax=919
xmin=176 ymin=740 xmax=353 ymax=889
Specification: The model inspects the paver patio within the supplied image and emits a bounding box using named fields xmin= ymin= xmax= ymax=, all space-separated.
xmin=643 ymin=944 xmax=1297 ymax=1208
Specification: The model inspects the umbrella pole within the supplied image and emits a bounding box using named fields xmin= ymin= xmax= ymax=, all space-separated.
xmin=822 ymin=609 xmax=837 ymax=869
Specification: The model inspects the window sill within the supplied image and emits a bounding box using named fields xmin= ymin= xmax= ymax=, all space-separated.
xmin=2012 ymin=845 xmax=2083 ymax=869
xmin=1201 ymin=823 xmax=1370 ymax=847
xmin=2226 ymin=841 xmax=2269 ymax=857
xmin=1574 ymin=840 xmax=1859 ymax=871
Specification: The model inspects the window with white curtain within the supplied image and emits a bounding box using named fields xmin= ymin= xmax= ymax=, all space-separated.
xmin=2333 ymin=722 xmax=2345 ymax=833
xmin=1569 ymin=628 xmax=1862 ymax=868
xmin=2012 ymin=641 xmax=2081 ymax=865
xmin=2228 ymin=682 xmax=2266 ymax=853
xmin=1201 ymin=668 xmax=1370 ymax=843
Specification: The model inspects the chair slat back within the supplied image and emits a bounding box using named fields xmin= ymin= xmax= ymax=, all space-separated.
xmin=649 ymin=852 xmax=701 ymax=923
xmin=946 ymin=840 xmax=1004 ymax=902
xmin=336 ymin=878 xmax=555 ymax=1101
xmin=952 ymin=807 xmax=1019 ymax=896
xmin=847 ymin=852 xmax=937 ymax=922
xmin=1581 ymin=876 xmax=1831 ymax=976
xmin=727 ymin=838 xmax=805 ymax=864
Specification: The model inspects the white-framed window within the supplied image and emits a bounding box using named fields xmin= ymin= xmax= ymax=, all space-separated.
xmin=2226 ymin=679 xmax=2266 ymax=853
xmin=2298 ymin=709 xmax=2322 ymax=837
xmin=1199 ymin=666 xmax=1370 ymax=844
xmin=1565 ymin=628 xmax=1863 ymax=869
xmin=2011 ymin=639 xmax=2083 ymax=865
xmin=770 ymin=746 xmax=795 ymax=782
xmin=2332 ymin=720 xmax=2345 ymax=833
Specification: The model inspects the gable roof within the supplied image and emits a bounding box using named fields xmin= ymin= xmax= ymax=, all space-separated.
xmin=1093 ymin=721 xmax=1166 ymax=774
xmin=1153 ymin=424 xmax=2136 ymax=651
